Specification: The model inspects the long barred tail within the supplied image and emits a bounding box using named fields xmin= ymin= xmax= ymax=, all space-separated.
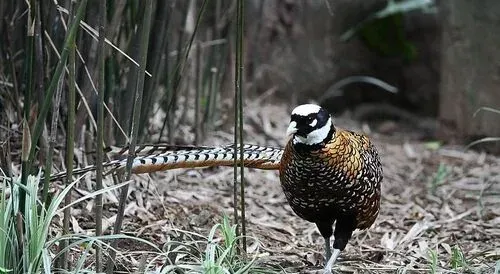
xmin=49 ymin=144 xmax=283 ymax=181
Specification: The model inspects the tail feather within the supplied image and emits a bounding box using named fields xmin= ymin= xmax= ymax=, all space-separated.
xmin=107 ymin=144 xmax=215 ymax=158
xmin=48 ymin=144 xmax=283 ymax=181
xmin=130 ymin=144 xmax=282 ymax=173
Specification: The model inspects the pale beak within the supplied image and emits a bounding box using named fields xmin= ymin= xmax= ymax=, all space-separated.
xmin=286 ymin=121 xmax=298 ymax=136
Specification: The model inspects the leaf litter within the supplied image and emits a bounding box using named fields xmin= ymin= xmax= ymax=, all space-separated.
xmin=46 ymin=99 xmax=500 ymax=273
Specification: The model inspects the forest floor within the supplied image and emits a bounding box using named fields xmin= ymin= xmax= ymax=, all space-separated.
xmin=62 ymin=101 xmax=500 ymax=273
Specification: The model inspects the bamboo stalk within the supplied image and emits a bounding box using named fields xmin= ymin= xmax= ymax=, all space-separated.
xmin=56 ymin=1 xmax=78 ymax=269
xmin=105 ymin=1 xmax=153 ymax=272
xmin=24 ymin=0 xmax=35 ymax=122
xmin=207 ymin=67 xmax=218 ymax=129
xmin=20 ymin=0 xmax=36 ymax=217
xmin=27 ymin=0 xmax=87 ymax=169
xmin=41 ymin=72 xmax=64 ymax=205
xmin=19 ymin=120 xmax=30 ymax=273
xmin=34 ymin=1 xmax=45 ymax=109
xmin=234 ymin=0 xmax=246 ymax=253
xmin=194 ymin=42 xmax=201 ymax=145
xmin=59 ymin=21 xmax=76 ymax=271
xmin=95 ymin=0 xmax=107 ymax=271
xmin=44 ymin=64 xmax=65 ymax=270
xmin=166 ymin=1 xmax=190 ymax=143
xmin=139 ymin=1 xmax=171 ymax=139
xmin=161 ymin=0 xmax=208 ymax=141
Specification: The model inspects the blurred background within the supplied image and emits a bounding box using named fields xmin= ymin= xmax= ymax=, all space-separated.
xmin=1 ymin=0 xmax=499 ymax=153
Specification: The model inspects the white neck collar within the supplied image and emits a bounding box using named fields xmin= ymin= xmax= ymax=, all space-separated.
xmin=293 ymin=117 xmax=333 ymax=146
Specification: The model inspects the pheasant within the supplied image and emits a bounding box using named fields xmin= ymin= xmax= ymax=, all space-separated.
xmin=49 ymin=104 xmax=382 ymax=272
xmin=280 ymin=104 xmax=383 ymax=272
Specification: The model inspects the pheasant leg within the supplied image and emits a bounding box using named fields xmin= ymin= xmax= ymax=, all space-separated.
xmin=323 ymin=248 xmax=340 ymax=274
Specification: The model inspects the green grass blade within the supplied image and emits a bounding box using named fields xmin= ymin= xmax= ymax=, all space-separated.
xmin=73 ymin=239 xmax=94 ymax=273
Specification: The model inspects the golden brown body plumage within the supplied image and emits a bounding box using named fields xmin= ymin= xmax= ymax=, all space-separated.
xmin=280 ymin=129 xmax=382 ymax=233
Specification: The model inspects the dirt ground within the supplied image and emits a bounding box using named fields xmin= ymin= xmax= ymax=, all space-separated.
xmin=64 ymin=101 xmax=500 ymax=273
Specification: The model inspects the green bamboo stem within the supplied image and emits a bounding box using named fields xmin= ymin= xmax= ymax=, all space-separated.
xmin=160 ymin=0 xmax=208 ymax=141
xmin=235 ymin=0 xmax=246 ymax=253
xmin=19 ymin=0 xmax=36 ymax=218
xmin=44 ymin=68 xmax=65 ymax=270
xmin=27 ymin=0 xmax=87 ymax=169
xmin=139 ymin=1 xmax=171 ymax=139
xmin=106 ymin=1 xmax=153 ymax=272
xmin=24 ymin=0 xmax=35 ymax=121
xmin=194 ymin=42 xmax=201 ymax=145
xmin=19 ymin=120 xmax=30 ymax=273
xmin=95 ymin=0 xmax=107 ymax=271
xmin=59 ymin=34 xmax=76 ymax=271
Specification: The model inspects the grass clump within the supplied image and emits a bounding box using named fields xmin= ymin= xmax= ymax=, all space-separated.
xmin=202 ymin=215 xmax=251 ymax=273
xmin=0 ymin=173 xmax=143 ymax=273
xmin=1 ymin=173 xmax=69 ymax=273
xmin=158 ymin=215 xmax=278 ymax=274
xmin=428 ymin=248 xmax=438 ymax=274
xmin=450 ymin=244 xmax=467 ymax=270
xmin=428 ymin=162 xmax=449 ymax=195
